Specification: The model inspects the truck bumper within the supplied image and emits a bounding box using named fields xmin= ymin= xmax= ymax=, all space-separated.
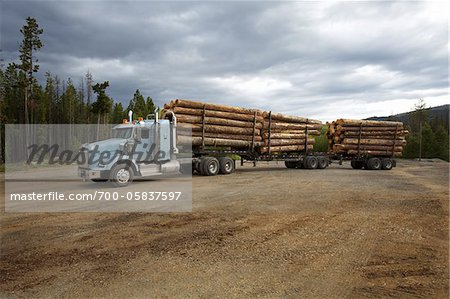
xmin=78 ymin=168 xmax=107 ymax=180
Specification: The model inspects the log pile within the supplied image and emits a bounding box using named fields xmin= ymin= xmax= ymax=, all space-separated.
xmin=259 ymin=112 xmax=322 ymax=153
xmin=162 ymin=99 xmax=263 ymax=148
xmin=162 ymin=99 xmax=323 ymax=153
xmin=327 ymin=119 xmax=408 ymax=157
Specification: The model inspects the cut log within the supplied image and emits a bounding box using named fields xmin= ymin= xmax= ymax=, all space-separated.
xmin=343 ymin=130 xmax=408 ymax=137
xmin=342 ymin=138 xmax=406 ymax=146
xmin=177 ymin=123 xmax=260 ymax=135
xmin=333 ymin=144 xmax=403 ymax=151
xmin=262 ymin=112 xmax=322 ymax=124
xmin=169 ymin=99 xmax=261 ymax=115
xmin=336 ymin=125 xmax=404 ymax=132
xmin=259 ymin=144 xmax=313 ymax=153
xmin=178 ymin=131 xmax=262 ymax=142
xmin=263 ymin=130 xmax=321 ymax=138
xmin=346 ymin=149 xmax=403 ymax=157
xmin=335 ymin=119 xmax=403 ymax=127
xmin=165 ymin=107 xmax=264 ymax=122
xmin=263 ymin=122 xmax=322 ymax=131
xmin=175 ymin=114 xmax=262 ymax=129
xmin=264 ymin=138 xmax=316 ymax=146
xmin=262 ymin=132 xmax=306 ymax=139
xmin=177 ymin=136 xmax=260 ymax=148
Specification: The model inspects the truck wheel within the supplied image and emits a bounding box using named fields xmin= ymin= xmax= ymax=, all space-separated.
xmin=201 ymin=157 xmax=219 ymax=176
xmin=381 ymin=158 xmax=393 ymax=170
xmin=284 ymin=161 xmax=297 ymax=169
xmin=351 ymin=160 xmax=363 ymax=169
xmin=317 ymin=157 xmax=328 ymax=169
xmin=304 ymin=156 xmax=318 ymax=169
xmin=366 ymin=157 xmax=382 ymax=170
xmin=110 ymin=163 xmax=134 ymax=187
xmin=219 ymin=157 xmax=234 ymax=174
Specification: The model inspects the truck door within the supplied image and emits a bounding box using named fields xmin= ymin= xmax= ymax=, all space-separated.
xmin=133 ymin=126 xmax=152 ymax=162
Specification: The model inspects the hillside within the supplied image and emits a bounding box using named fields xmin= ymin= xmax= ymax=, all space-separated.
xmin=366 ymin=104 xmax=449 ymax=129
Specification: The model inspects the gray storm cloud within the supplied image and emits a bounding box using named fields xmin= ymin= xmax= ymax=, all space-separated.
xmin=1 ymin=1 xmax=448 ymax=121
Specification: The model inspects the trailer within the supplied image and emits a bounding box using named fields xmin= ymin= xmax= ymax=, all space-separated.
xmin=163 ymin=109 xmax=330 ymax=177
xmin=327 ymin=119 xmax=407 ymax=170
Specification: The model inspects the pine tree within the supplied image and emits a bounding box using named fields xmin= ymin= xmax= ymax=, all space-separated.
xmin=85 ymin=70 xmax=93 ymax=123
xmin=15 ymin=17 xmax=43 ymax=124
xmin=127 ymin=89 xmax=146 ymax=118
xmin=92 ymin=81 xmax=112 ymax=123
xmin=112 ymin=102 xmax=124 ymax=124
xmin=146 ymin=96 xmax=156 ymax=117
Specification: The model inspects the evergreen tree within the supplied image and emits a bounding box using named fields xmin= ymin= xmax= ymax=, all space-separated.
xmin=112 ymin=102 xmax=124 ymax=124
xmin=127 ymin=89 xmax=146 ymax=118
xmin=146 ymin=96 xmax=156 ymax=116
xmin=434 ymin=126 xmax=449 ymax=161
xmin=44 ymin=72 xmax=56 ymax=123
xmin=421 ymin=122 xmax=436 ymax=158
xmin=91 ymin=81 xmax=112 ymax=124
xmin=85 ymin=70 xmax=93 ymax=122
xmin=15 ymin=17 xmax=43 ymax=124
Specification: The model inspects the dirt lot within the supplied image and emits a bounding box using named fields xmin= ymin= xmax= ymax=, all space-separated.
xmin=1 ymin=159 xmax=449 ymax=298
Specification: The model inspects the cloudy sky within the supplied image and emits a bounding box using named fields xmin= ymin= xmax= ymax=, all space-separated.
xmin=1 ymin=1 xmax=448 ymax=121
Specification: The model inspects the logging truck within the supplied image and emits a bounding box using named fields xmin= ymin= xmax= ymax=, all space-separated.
xmin=77 ymin=100 xmax=403 ymax=187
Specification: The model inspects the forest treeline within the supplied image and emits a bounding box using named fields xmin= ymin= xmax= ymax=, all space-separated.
xmin=396 ymin=100 xmax=448 ymax=161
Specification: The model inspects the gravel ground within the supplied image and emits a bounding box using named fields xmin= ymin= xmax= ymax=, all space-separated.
xmin=0 ymin=159 xmax=448 ymax=298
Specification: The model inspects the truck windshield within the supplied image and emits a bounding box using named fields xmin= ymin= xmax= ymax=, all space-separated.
xmin=112 ymin=128 xmax=133 ymax=139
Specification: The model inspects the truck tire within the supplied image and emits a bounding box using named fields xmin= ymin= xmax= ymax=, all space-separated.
xmin=317 ymin=157 xmax=328 ymax=169
xmin=351 ymin=160 xmax=364 ymax=169
xmin=110 ymin=163 xmax=134 ymax=187
xmin=219 ymin=157 xmax=235 ymax=174
xmin=366 ymin=157 xmax=382 ymax=170
xmin=381 ymin=158 xmax=393 ymax=170
xmin=304 ymin=156 xmax=318 ymax=169
xmin=201 ymin=157 xmax=219 ymax=176
xmin=284 ymin=161 xmax=297 ymax=169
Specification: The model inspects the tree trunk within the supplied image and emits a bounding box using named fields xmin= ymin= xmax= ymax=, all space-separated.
xmin=263 ymin=122 xmax=322 ymax=131
xmin=177 ymin=136 xmax=259 ymax=148
xmin=342 ymin=138 xmax=406 ymax=146
xmin=175 ymin=114 xmax=262 ymax=129
xmin=262 ymin=111 xmax=321 ymax=124
xmin=178 ymin=131 xmax=262 ymax=142
xmin=346 ymin=149 xmax=403 ymax=157
xmin=259 ymin=144 xmax=313 ymax=153
xmin=335 ymin=119 xmax=403 ymax=127
xmin=343 ymin=130 xmax=408 ymax=137
xmin=263 ymin=138 xmax=316 ymax=146
xmin=333 ymin=144 xmax=404 ymax=152
xmin=177 ymin=123 xmax=260 ymax=135
xmin=168 ymin=99 xmax=261 ymax=115
xmin=164 ymin=107 xmax=264 ymax=122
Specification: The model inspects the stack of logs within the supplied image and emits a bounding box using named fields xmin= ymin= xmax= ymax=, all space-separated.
xmin=162 ymin=99 xmax=263 ymax=148
xmin=327 ymin=119 xmax=408 ymax=157
xmin=162 ymin=99 xmax=323 ymax=153
xmin=259 ymin=112 xmax=322 ymax=153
